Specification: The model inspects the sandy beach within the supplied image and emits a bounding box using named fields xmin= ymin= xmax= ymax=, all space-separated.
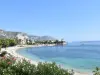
xmin=1 ymin=45 xmax=93 ymax=75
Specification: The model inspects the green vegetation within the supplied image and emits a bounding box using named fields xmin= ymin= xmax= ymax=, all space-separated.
xmin=0 ymin=51 xmax=7 ymax=57
xmin=0 ymin=45 xmax=1 ymax=51
xmin=27 ymin=39 xmax=33 ymax=45
xmin=34 ymin=40 xmax=53 ymax=44
xmin=28 ymin=40 xmax=66 ymax=45
xmin=9 ymin=39 xmax=17 ymax=46
xmin=0 ymin=38 xmax=66 ymax=48
xmin=93 ymin=67 xmax=100 ymax=75
xmin=0 ymin=39 xmax=17 ymax=48
xmin=0 ymin=56 xmax=72 ymax=75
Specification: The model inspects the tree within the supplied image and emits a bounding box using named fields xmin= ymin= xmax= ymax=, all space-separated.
xmin=9 ymin=39 xmax=17 ymax=46
xmin=0 ymin=39 xmax=17 ymax=48
xmin=4 ymin=39 xmax=9 ymax=48
xmin=28 ymin=39 xmax=33 ymax=45
xmin=0 ymin=45 xmax=1 ymax=52
xmin=54 ymin=40 xmax=59 ymax=44
xmin=60 ymin=39 xmax=64 ymax=44
xmin=1 ymin=39 xmax=9 ymax=48
xmin=0 ymin=40 xmax=2 ymax=51
xmin=48 ymin=40 xmax=52 ymax=44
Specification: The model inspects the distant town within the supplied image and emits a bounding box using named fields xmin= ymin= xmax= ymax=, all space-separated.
xmin=0 ymin=29 xmax=66 ymax=46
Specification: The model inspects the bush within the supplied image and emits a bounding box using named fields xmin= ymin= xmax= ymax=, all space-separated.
xmin=0 ymin=51 xmax=7 ymax=57
xmin=0 ymin=56 xmax=72 ymax=75
xmin=0 ymin=56 xmax=16 ymax=75
xmin=93 ymin=67 xmax=100 ymax=75
xmin=36 ymin=62 xmax=70 ymax=75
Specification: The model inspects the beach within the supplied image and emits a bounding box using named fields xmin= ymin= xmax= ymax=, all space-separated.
xmin=1 ymin=45 xmax=93 ymax=75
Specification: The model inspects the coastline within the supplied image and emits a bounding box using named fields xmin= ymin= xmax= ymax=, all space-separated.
xmin=1 ymin=45 xmax=93 ymax=75
xmin=1 ymin=44 xmax=55 ymax=65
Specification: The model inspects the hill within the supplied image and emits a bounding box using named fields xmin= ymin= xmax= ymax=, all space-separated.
xmin=0 ymin=29 xmax=57 ymax=41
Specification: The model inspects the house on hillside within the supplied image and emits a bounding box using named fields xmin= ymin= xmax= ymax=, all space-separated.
xmin=16 ymin=34 xmax=29 ymax=45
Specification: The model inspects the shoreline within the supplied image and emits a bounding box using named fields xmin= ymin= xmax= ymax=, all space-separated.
xmin=1 ymin=45 xmax=93 ymax=75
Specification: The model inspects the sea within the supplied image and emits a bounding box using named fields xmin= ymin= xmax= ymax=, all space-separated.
xmin=16 ymin=42 xmax=100 ymax=73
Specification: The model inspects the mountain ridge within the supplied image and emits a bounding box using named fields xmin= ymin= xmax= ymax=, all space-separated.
xmin=0 ymin=29 xmax=57 ymax=41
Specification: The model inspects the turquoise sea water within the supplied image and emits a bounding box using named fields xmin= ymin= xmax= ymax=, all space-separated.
xmin=16 ymin=43 xmax=100 ymax=73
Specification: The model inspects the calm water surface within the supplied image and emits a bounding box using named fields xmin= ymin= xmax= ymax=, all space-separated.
xmin=16 ymin=43 xmax=100 ymax=72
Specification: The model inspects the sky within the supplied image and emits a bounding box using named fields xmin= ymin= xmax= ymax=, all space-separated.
xmin=0 ymin=0 xmax=100 ymax=42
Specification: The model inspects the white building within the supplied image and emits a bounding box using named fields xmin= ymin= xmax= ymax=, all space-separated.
xmin=16 ymin=34 xmax=29 ymax=45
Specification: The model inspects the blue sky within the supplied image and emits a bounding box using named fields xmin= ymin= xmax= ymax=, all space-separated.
xmin=0 ymin=0 xmax=100 ymax=41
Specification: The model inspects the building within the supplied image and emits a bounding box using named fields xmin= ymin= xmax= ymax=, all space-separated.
xmin=16 ymin=34 xmax=29 ymax=45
